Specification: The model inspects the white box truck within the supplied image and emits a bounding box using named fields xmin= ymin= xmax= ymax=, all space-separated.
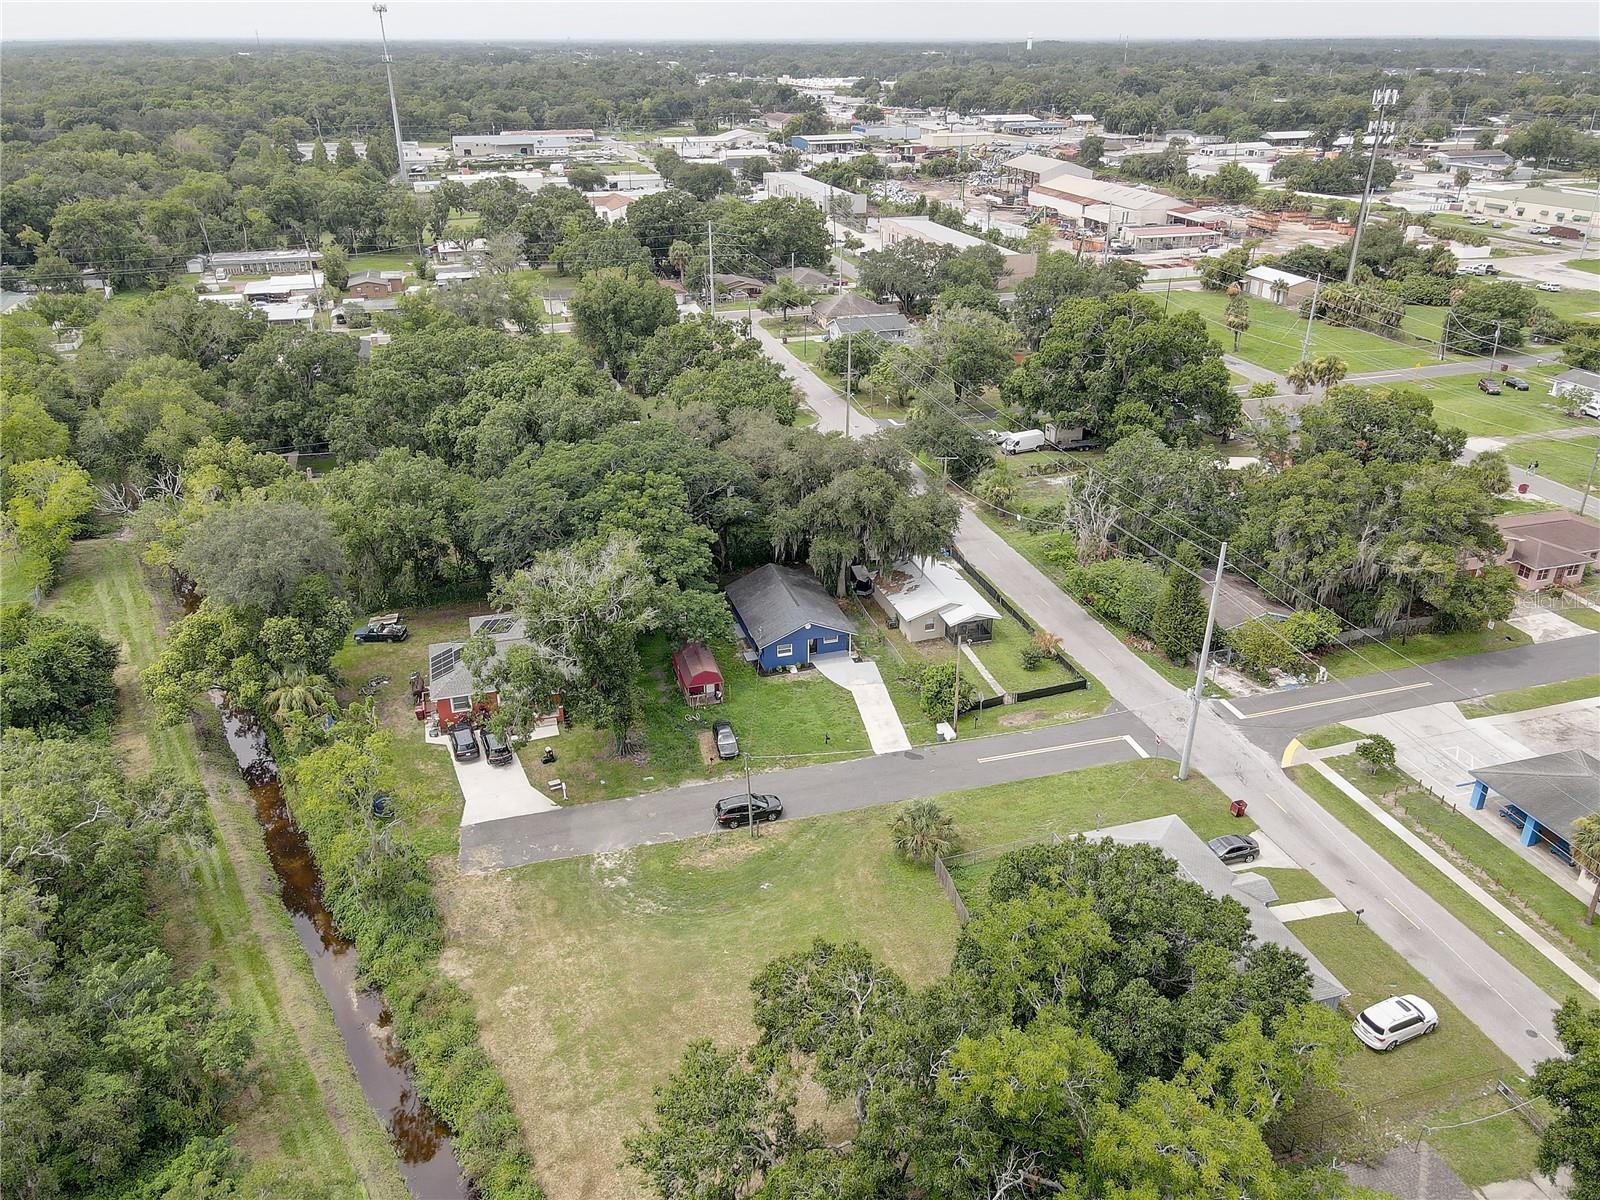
xmin=1000 ymin=429 xmax=1048 ymax=455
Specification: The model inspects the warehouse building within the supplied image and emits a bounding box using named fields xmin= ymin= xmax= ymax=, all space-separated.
xmin=450 ymin=129 xmax=596 ymax=158
xmin=762 ymin=171 xmax=868 ymax=215
xmin=1026 ymin=178 xmax=1182 ymax=232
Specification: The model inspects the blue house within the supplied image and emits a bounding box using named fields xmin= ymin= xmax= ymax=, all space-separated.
xmin=726 ymin=564 xmax=856 ymax=673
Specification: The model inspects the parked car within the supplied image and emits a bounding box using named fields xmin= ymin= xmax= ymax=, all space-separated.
xmin=1477 ymin=378 xmax=1502 ymax=395
xmin=1467 ymin=216 xmax=1488 ymax=225
xmin=1207 ymin=833 xmax=1260 ymax=865
xmin=1503 ymin=377 xmax=1529 ymax=391
xmin=1539 ymin=236 xmax=1562 ymax=247
xmin=353 ymin=613 xmax=409 ymax=643
xmin=480 ymin=726 xmax=514 ymax=765
xmin=447 ymin=719 xmax=480 ymax=762
xmin=1000 ymin=429 xmax=1049 ymax=455
xmin=714 ymin=793 xmax=783 ymax=827
xmin=1581 ymin=398 xmax=1600 ymax=420
xmin=1530 ymin=224 xmax=1551 ymax=234
xmin=712 ymin=719 xmax=740 ymax=760
xmin=1537 ymin=282 xmax=1562 ymax=293
xmin=1354 ymin=994 xmax=1438 ymax=1051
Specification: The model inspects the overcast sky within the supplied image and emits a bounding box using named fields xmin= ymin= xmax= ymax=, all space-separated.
xmin=4 ymin=1 xmax=1597 ymax=44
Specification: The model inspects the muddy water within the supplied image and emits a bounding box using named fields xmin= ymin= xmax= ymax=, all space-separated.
xmin=213 ymin=703 xmax=469 ymax=1199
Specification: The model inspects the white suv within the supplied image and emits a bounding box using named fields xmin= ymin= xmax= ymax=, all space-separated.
xmin=1354 ymin=994 xmax=1438 ymax=1051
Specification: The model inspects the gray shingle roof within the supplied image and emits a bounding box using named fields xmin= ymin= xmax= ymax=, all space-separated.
xmin=726 ymin=564 xmax=855 ymax=649
xmin=813 ymin=293 xmax=900 ymax=322
xmin=828 ymin=313 xmax=911 ymax=336
xmin=1470 ymin=750 xmax=1600 ymax=842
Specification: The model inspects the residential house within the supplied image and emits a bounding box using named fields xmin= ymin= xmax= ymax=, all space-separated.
xmin=261 ymin=301 xmax=314 ymax=327
xmin=590 ymin=193 xmax=633 ymax=224
xmin=1242 ymin=265 xmax=1317 ymax=307
xmin=726 ymin=564 xmax=856 ymax=671
xmin=873 ymin=558 xmax=1000 ymax=644
xmin=1489 ymin=512 xmax=1600 ymax=592
xmin=242 ymin=274 xmax=324 ymax=304
xmin=542 ymin=287 xmax=575 ymax=318
xmin=428 ymin=238 xmax=487 ymax=265
xmin=776 ymin=266 xmax=835 ymax=292
xmin=1550 ymin=368 xmax=1600 ymax=401
xmin=812 ymin=293 xmax=901 ymax=324
xmin=432 ymin=264 xmax=481 ymax=286
xmin=345 ymin=270 xmax=405 ymax=300
xmin=712 ymin=274 xmax=765 ymax=301
xmin=358 ymin=331 xmax=392 ymax=360
xmin=825 ymin=312 xmax=912 ymax=340
xmin=426 ymin=614 xmax=542 ymax=725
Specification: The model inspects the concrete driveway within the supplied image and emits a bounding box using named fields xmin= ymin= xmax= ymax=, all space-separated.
xmin=811 ymin=653 xmax=912 ymax=754
xmin=426 ymin=726 xmax=557 ymax=826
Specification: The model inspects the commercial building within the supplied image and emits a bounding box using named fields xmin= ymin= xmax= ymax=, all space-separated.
xmin=853 ymin=123 xmax=923 ymax=142
xmin=762 ymin=171 xmax=868 ymax=215
xmin=788 ymin=132 xmax=867 ymax=154
xmin=1002 ymin=152 xmax=1090 ymax=191
xmin=1026 ymin=178 xmax=1182 ymax=232
xmin=1467 ymin=751 xmax=1599 ymax=868
xmin=1263 ymin=130 xmax=1317 ymax=148
xmin=659 ymin=128 xmax=763 ymax=155
xmin=450 ymin=129 xmax=596 ymax=158
xmin=188 ymin=248 xmax=321 ymax=276
xmin=1122 ymin=224 xmax=1217 ymax=252
xmin=879 ymin=215 xmax=1016 ymax=254
xmin=1462 ymin=186 xmax=1598 ymax=226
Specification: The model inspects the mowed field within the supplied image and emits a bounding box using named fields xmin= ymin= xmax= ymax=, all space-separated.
xmin=1163 ymin=289 xmax=1463 ymax=376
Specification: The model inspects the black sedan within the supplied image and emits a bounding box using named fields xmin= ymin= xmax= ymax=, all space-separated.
xmin=1503 ymin=377 xmax=1530 ymax=391
xmin=715 ymin=794 xmax=783 ymax=828
xmin=1207 ymin=834 xmax=1260 ymax=865
xmin=447 ymin=719 xmax=481 ymax=762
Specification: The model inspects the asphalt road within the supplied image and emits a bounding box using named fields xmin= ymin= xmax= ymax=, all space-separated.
xmin=1223 ymin=633 xmax=1600 ymax=753
xmin=458 ymin=709 xmax=1160 ymax=872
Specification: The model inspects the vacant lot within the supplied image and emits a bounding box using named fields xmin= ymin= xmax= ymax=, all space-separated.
xmin=1458 ymin=673 xmax=1600 ymax=718
xmin=1314 ymin=622 xmax=1533 ymax=680
xmin=1407 ymin=367 xmax=1573 ymax=438
xmin=1502 ymin=431 xmax=1600 ymax=491
xmin=1163 ymin=289 xmax=1459 ymax=376
xmin=437 ymin=759 xmax=1238 ymax=1200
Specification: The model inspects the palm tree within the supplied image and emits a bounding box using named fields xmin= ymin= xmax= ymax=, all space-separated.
xmin=1286 ymin=359 xmax=1315 ymax=395
xmin=890 ymin=799 xmax=958 ymax=865
xmin=1572 ymin=814 xmax=1600 ymax=926
xmin=1225 ymin=286 xmax=1251 ymax=352
xmin=1309 ymin=354 xmax=1348 ymax=396
xmin=265 ymin=664 xmax=337 ymax=722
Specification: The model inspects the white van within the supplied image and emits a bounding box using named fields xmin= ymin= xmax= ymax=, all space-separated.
xmin=1000 ymin=429 xmax=1048 ymax=455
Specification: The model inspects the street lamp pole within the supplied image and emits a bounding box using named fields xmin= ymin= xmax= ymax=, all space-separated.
xmin=1346 ymin=88 xmax=1399 ymax=285
xmin=1178 ymin=541 xmax=1228 ymax=782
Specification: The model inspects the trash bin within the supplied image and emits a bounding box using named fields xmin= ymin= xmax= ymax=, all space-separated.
xmin=1517 ymin=483 xmax=1529 ymax=494
xmin=1230 ymin=798 xmax=1249 ymax=818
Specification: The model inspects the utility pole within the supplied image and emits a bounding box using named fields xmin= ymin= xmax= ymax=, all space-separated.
xmin=1300 ymin=276 xmax=1321 ymax=361
xmin=1178 ymin=541 xmax=1228 ymax=782
xmin=372 ymin=5 xmax=409 ymax=186
xmin=706 ymin=221 xmax=716 ymax=319
xmin=845 ymin=332 xmax=852 ymax=438
xmin=1346 ymin=88 xmax=1398 ymax=285
xmin=1489 ymin=320 xmax=1501 ymax=371
xmin=951 ymin=635 xmax=963 ymax=734
xmin=1580 ymin=439 xmax=1600 ymax=517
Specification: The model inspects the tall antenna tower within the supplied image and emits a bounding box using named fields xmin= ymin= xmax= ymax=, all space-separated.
xmin=372 ymin=4 xmax=408 ymax=183
xmin=1026 ymin=32 xmax=1034 ymax=52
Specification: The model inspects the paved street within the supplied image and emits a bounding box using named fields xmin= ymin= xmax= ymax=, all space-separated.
xmin=458 ymin=709 xmax=1158 ymax=871
xmin=1223 ymin=633 xmax=1600 ymax=752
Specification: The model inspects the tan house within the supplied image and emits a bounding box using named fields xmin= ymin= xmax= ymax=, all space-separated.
xmin=1491 ymin=512 xmax=1600 ymax=591
xmin=873 ymin=557 xmax=1001 ymax=644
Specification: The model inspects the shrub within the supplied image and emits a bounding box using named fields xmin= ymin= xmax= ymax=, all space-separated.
xmin=890 ymin=799 xmax=958 ymax=864
xmin=1247 ymin=381 xmax=1276 ymax=399
xmin=1032 ymin=629 xmax=1061 ymax=656
xmin=1356 ymin=734 xmax=1397 ymax=776
xmin=918 ymin=661 xmax=976 ymax=723
xmin=1226 ymin=609 xmax=1342 ymax=680
xmin=1019 ymin=643 xmax=1046 ymax=671
xmin=1064 ymin=558 xmax=1163 ymax=636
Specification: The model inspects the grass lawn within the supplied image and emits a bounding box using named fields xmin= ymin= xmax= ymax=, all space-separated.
xmin=1568 ymin=259 xmax=1600 ymax=275
xmin=1458 ymin=673 xmax=1600 ymax=718
xmin=1324 ymin=753 xmax=1599 ymax=984
xmin=780 ymin=329 xmax=851 ymax=393
xmin=1526 ymin=286 xmax=1600 ymax=323
xmin=347 ymin=250 xmax=416 ymax=274
xmin=1555 ymin=604 xmax=1600 ymax=633
xmin=1287 ymin=912 xmax=1542 ymax=1187
xmin=1163 ymin=290 xmax=1460 ymax=376
xmin=1289 ymin=763 xmax=1584 ymax=1003
xmin=437 ymin=759 xmax=1240 ymax=1200
xmin=1501 ymin=432 xmax=1600 ymax=492
xmin=1314 ymin=623 xmax=1533 ymax=680
xmin=48 ymin=539 xmax=405 ymax=1197
xmin=1403 ymin=369 xmax=1574 ymax=438
xmin=1259 ymin=866 xmax=1334 ymax=905
xmin=1297 ymin=722 xmax=1365 ymax=750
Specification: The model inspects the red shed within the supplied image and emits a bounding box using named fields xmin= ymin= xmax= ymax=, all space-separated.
xmin=671 ymin=641 xmax=724 ymax=707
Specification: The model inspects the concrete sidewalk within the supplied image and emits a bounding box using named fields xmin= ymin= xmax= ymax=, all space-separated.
xmin=812 ymin=653 xmax=912 ymax=754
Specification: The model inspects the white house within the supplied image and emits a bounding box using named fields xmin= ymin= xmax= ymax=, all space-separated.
xmin=1242 ymin=266 xmax=1317 ymax=307
xmin=873 ymin=558 xmax=1001 ymax=644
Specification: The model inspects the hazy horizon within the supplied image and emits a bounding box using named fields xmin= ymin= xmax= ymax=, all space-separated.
xmin=5 ymin=1 xmax=1597 ymax=45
